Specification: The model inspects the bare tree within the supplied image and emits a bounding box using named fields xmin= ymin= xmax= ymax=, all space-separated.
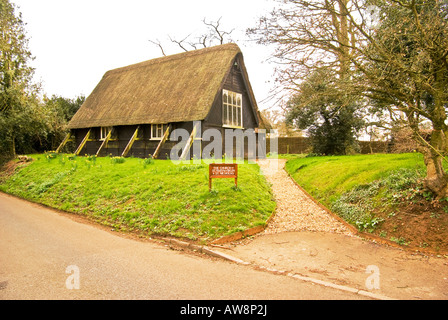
xmin=261 ymin=108 xmax=302 ymax=137
xmin=248 ymin=0 xmax=448 ymax=198
xmin=148 ymin=39 xmax=167 ymax=56
xmin=255 ymin=1 xmax=367 ymax=88
xmin=149 ymin=17 xmax=235 ymax=56
xmin=202 ymin=17 xmax=235 ymax=46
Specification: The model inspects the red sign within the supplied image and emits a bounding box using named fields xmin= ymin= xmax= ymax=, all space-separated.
xmin=209 ymin=163 xmax=238 ymax=191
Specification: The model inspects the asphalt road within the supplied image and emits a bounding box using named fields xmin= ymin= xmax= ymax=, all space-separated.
xmin=0 ymin=192 xmax=368 ymax=303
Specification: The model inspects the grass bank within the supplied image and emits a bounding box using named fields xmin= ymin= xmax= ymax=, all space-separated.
xmin=0 ymin=154 xmax=276 ymax=243
xmin=285 ymin=153 xmax=448 ymax=253
xmin=285 ymin=153 xmax=426 ymax=205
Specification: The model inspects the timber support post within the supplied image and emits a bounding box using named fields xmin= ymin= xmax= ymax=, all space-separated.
xmin=96 ymin=127 xmax=114 ymax=156
xmin=180 ymin=122 xmax=199 ymax=161
xmin=153 ymin=124 xmax=171 ymax=159
xmin=121 ymin=126 xmax=140 ymax=157
xmin=74 ymin=129 xmax=91 ymax=156
xmin=56 ymin=132 xmax=72 ymax=153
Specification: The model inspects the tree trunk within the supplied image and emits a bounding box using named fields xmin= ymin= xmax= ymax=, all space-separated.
xmin=10 ymin=134 xmax=16 ymax=159
xmin=422 ymin=130 xmax=448 ymax=199
xmin=423 ymin=152 xmax=448 ymax=199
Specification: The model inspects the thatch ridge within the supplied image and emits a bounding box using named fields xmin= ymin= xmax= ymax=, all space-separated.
xmin=68 ymin=43 xmax=242 ymax=129
xmin=107 ymin=43 xmax=241 ymax=76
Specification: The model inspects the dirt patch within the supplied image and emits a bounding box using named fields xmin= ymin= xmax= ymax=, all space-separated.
xmin=371 ymin=197 xmax=448 ymax=253
xmin=0 ymin=158 xmax=33 ymax=183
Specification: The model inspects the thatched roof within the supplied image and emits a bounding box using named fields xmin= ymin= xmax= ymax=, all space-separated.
xmin=68 ymin=43 xmax=258 ymax=129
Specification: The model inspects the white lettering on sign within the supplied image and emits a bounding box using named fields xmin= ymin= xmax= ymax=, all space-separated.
xmin=212 ymin=166 xmax=236 ymax=176
xmin=209 ymin=164 xmax=238 ymax=191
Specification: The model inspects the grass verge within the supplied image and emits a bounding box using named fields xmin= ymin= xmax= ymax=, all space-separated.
xmin=285 ymin=153 xmax=426 ymax=205
xmin=0 ymin=153 xmax=276 ymax=243
xmin=285 ymin=153 xmax=448 ymax=253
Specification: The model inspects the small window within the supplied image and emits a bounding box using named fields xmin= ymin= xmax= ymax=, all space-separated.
xmin=100 ymin=127 xmax=112 ymax=140
xmin=222 ymin=89 xmax=243 ymax=128
xmin=151 ymin=124 xmax=164 ymax=140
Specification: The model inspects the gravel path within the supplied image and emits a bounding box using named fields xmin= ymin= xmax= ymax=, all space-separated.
xmin=257 ymin=158 xmax=353 ymax=235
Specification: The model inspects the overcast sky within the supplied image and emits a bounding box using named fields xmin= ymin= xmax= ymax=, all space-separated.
xmin=13 ymin=0 xmax=279 ymax=110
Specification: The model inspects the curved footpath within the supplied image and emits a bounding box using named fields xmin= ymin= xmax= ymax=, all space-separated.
xmin=206 ymin=159 xmax=448 ymax=300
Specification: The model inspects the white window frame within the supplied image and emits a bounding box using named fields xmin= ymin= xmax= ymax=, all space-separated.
xmin=100 ymin=126 xmax=112 ymax=140
xmin=151 ymin=124 xmax=164 ymax=140
xmin=222 ymin=89 xmax=243 ymax=128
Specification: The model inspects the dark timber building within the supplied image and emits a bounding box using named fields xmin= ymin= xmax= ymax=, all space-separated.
xmin=62 ymin=43 xmax=268 ymax=159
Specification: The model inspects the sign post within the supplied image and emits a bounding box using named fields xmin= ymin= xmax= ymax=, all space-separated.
xmin=209 ymin=163 xmax=238 ymax=191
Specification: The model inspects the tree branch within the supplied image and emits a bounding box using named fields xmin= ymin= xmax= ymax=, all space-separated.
xmin=148 ymin=39 xmax=166 ymax=56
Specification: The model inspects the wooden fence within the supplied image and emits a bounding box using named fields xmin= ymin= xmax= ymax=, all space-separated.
xmin=266 ymin=137 xmax=390 ymax=155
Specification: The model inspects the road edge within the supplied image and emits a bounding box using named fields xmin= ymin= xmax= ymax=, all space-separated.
xmin=162 ymin=237 xmax=396 ymax=300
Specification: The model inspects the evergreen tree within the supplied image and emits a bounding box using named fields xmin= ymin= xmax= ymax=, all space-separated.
xmin=286 ymin=70 xmax=366 ymax=155
xmin=0 ymin=0 xmax=39 ymax=158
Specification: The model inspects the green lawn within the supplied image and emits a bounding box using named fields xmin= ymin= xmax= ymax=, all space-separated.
xmin=285 ymin=153 xmax=426 ymax=205
xmin=283 ymin=153 xmax=448 ymax=252
xmin=284 ymin=152 xmax=441 ymax=233
xmin=0 ymin=154 xmax=276 ymax=242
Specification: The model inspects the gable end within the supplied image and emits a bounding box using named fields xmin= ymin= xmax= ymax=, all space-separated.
xmin=204 ymin=53 xmax=260 ymax=129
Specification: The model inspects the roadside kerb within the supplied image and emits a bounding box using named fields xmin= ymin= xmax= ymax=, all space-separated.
xmin=162 ymin=237 xmax=249 ymax=265
xmin=162 ymin=237 xmax=396 ymax=300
